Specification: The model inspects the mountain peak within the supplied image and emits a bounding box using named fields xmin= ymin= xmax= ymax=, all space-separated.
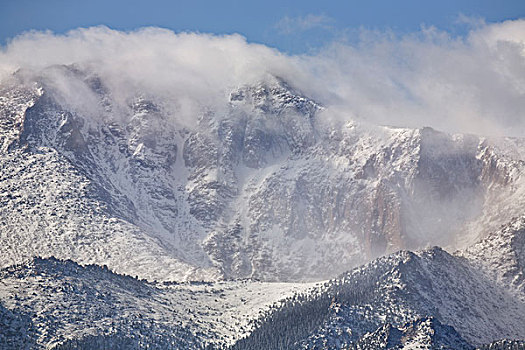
xmin=461 ymin=215 xmax=525 ymax=300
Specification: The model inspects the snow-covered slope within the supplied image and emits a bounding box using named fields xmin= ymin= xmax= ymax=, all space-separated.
xmin=0 ymin=257 xmax=314 ymax=349
xmin=461 ymin=215 xmax=525 ymax=301
xmin=478 ymin=340 xmax=525 ymax=350
xmin=2 ymin=66 xmax=525 ymax=282
xmin=2 ymin=246 xmax=523 ymax=349
xmin=233 ymin=247 xmax=525 ymax=349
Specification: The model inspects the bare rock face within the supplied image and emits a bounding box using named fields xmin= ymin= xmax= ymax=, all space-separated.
xmin=1 ymin=66 xmax=524 ymax=282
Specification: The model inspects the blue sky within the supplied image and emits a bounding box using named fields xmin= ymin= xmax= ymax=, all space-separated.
xmin=1 ymin=0 xmax=524 ymax=53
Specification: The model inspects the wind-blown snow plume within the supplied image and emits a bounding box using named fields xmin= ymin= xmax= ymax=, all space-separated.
xmin=1 ymin=21 xmax=525 ymax=134
xmin=0 ymin=27 xmax=302 ymax=127
xmin=300 ymin=20 xmax=525 ymax=136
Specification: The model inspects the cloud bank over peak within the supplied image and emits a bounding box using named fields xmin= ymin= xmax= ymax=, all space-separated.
xmin=0 ymin=21 xmax=524 ymax=136
xmin=0 ymin=27 xmax=301 ymax=124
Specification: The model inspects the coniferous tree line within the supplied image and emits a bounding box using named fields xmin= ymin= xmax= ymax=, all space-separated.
xmin=231 ymin=269 xmax=383 ymax=350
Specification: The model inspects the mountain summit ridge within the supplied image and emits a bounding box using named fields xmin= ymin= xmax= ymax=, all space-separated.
xmin=1 ymin=67 xmax=525 ymax=282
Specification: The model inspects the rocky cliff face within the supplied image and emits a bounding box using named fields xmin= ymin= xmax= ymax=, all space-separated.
xmin=1 ymin=66 xmax=524 ymax=282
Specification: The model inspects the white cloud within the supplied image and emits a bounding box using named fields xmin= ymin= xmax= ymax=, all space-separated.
xmin=295 ymin=20 xmax=525 ymax=136
xmin=0 ymin=21 xmax=524 ymax=136
xmin=0 ymin=26 xmax=304 ymax=126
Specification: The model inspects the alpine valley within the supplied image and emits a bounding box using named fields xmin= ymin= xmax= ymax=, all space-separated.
xmin=1 ymin=62 xmax=525 ymax=349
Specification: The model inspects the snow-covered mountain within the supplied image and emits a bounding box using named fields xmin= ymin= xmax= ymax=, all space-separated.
xmin=461 ymin=216 xmax=525 ymax=301
xmin=0 ymin=256 xmax=314 ymax=349
xmin=2 ymin=65 xmax=525 ymax=282
xmin=1 ymin=245 xmax=523 ymax=349
xmin=1 ymin=64 xmax=525 ymax=348
xmin=233 ymin=246 xmax=525 ymax=349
